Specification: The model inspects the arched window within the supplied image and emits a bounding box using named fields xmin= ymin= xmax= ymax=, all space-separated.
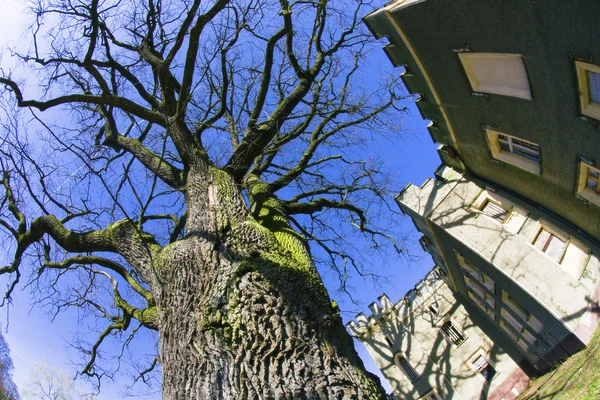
xmin=394 ymin=353 xmax=419 ymax=382
xmin=441 ymin=321 xmax=466 ymax=346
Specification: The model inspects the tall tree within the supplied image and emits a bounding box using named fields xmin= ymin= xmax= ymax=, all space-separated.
xmin=0 ymin=330 xmax=19 ymax=400
xmin=0 ymin=0 xmax=405 ymax=398
xmin=22 ymin=363 xmax=94 ymax=400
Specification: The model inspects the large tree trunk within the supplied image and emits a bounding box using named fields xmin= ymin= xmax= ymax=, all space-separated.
xmin=155 ymin=166 xmax=385 ymax=399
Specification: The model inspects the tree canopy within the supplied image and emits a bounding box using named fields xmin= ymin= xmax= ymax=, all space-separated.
xmin=0 ymin=330 xmax=19 ymax=400
xmin=0 ymin=0 xmax=407 ymax=396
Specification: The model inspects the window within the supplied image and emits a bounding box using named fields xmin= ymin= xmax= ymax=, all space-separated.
xmin=500 ymin=319 xmax=538 ymax=356
xmin=577 ymin=162 xmax=600 ymax=206
xmin=468 ymin=290 xmax=496 ymax=320
xmin=575 ymin=61 xmax=600 ymax=120
xmin=530 ymin=222 xmax=591 ymax=278
xmin=590 ymin=71 xmax=600 ymax=103
xmin=429 ymin=305 xmax=438 ymax=315
xmin=586 ymin=165 xmax=600 ymax=191
xmin=433 ymin=267 xmax=452 ymax=286
xmin=395 ymin=354 xmax=419 ymax=382
xmin=384 ymin=336 xmax=394 ymax=347
xmin=420 ymin=235 xmax=433 ymax=249
xmin=502 ymin=291 xmax=544 ymax=333
xmin=481 ymin=199 xmax=508 ymax=223
xmin=533 ymin=227 xmax=567 ymax=262
xmin=500 ymin=318 xmax=537 ymax=348
xmin=465 ymin=280 xmax=495 ymax=308
xmin=501 ymin=311 xmax=536 ymax=347
xmin=497 ymin=134 xmax=540 ymax=163
xmin=458 ymin=53 xmax=532 ymax=99
xmin=485 ymin=129 xmax=541 ymax=174
xmin=420 ymin=390 xmax=443 ymax=400
xmin=470 ymin=190 xmax=528 ymax=234
xmin=435 ymin=267 xmax=447 ymax=279
xmin=456 ymin=253 xmax=495 ymax=292
xmin=468 ymin=351 xmax=497 ymax=382
xmin=441 ymin=321 xmax=466 ymax=346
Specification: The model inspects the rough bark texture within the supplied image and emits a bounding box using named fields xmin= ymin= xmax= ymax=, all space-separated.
xmin=156 ymin=168 xmax=384 ymax=399
xmin=0 ymin=1 xmax=399 ymax=397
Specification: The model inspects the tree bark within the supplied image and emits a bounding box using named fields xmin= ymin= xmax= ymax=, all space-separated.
xmin=156 ymin=167 xmax=385 ymax=399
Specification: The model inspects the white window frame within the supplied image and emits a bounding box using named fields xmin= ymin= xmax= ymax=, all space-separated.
xmin=532 ymin=226 xmax=568 ymax=263
xmin=466 ymin=348 xmax=498 ymax=383
xmin=577 ymin=161 xmax=600 ymax=207
xmin=575 ymin=61 xmax=600 ymax=120
xmin=485 ymin=129 xmax=541 ymax=175
xmin=471 ymin=189 xmax=529 ymax=234
xmin=480 ymin=199 xmax=509 ymax=223
xmin=458 ymin=53 xmax=532 ymax=99
xmin=529 ymin=221 xmax=591 ymax=279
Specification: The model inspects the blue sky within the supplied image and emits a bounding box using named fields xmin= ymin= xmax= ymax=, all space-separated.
xmin=0 ymin=0 xmax=441 ymax=396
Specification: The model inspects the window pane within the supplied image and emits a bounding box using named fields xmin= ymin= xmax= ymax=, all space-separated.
xmin=482 ymin=200 xmax=508 ymax=223
xmin=442 ymin=321 xmax=466 ymax=345
xmin=512 ymin=145 xmax=540 ymax=162
xmin=587 ymin=168 xmax=599 ymax=191
xmin=500 ymin=320 xmax=519 ymax=341
xmin=501 ymin=308 xmax=524 ymax=332
xmin=472 ymin=355 xmax=487 ymax=371
xmin=470 ymin=354 xmax=497 ymax=382
xmin=469 ymin=290 xmax=486 ymax=309
xmin=398 ymin=357 xmax=419 ymax=382
xmin=480 ymin=364 xmax=497 ymax=382
xmin=511 ymin=139 xmax=540 ymax=161
xmin=589 ymin=71 xmax=600 ymax=104
xmin=533 ymin=229 xmax=551 ymax=252
xmin=496 ymin=133 xmax=541 ymax=165
xmin=511 ymin=138 xmax=538 ymax=151
xmin=498 ymin=135 xmax=510 ymax=152
xmin=503 ymin=294 xmax=529 ymax=321
xmin=545 ymin=234 xmax=566 ymax=262
xmin=466 ymin=278 xmax=485 ymax=298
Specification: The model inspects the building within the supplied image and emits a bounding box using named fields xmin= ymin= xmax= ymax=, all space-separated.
xmin=363 ymin=0 xmax=600 ymax=242
xmin=347 ymin=268 xmax=530 ymax=400
xmin=350 ymin=0 xmax=600 ymax=398
xmin=396 ymin=164 xmax=600 ymax=376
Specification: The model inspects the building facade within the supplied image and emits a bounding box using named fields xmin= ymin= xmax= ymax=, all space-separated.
xmin=347 ymin=267 xmax=529 ymax=400
xmin=397 ymin=164 xmax=600 ymax=368
xmin=352 ymin=0 xmax=600 ymax=398
xmin=363 ymin=0 xmax=600 ymax=242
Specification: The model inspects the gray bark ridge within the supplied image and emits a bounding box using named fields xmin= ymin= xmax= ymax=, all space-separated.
xmin=155 ymin=167 xmax=385 ymax=399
